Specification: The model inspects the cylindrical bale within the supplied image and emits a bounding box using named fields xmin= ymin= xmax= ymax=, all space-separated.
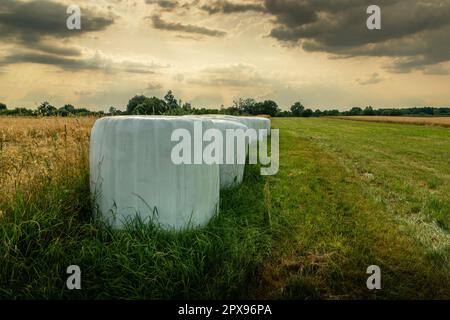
xmin=185 ymin=115 xmax=270 ymax=142
xmin=257 ymin=117 xmax=271 ymax=135
xmin=183 ymin=114 xmax=252 ymax=154
xmin=194 ymin=115 xmax=271 ymax=139
xmin=230 ymin=116 xmax=271 ymax=139
xmin=90 ymin=116 xmax=220 ymax=230
xmin=183 ymin=116 xmax=248 ymax=189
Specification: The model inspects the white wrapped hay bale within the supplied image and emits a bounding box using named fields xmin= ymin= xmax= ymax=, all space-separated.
xmin=90 ymin=116 xmax=220 ymax=230
xmin=257 ymin=117 xmax=271 ymax=135
xmin=183 ymin=114 xmax=253 ymax=155
xmin=183 ymin=116 xmax=248 ymax=189
xmin=186 ymin=115 xmax=270 ymax=142
xmin=232 ymin=116 xmax=271 ymax=139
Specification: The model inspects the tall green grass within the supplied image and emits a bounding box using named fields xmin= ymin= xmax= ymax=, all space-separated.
xmin=0 ymin=156 xmax=276 ymax=299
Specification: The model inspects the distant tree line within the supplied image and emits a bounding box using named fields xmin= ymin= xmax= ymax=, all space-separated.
xmin=338 ymin=106 xmax=450 ymax=117
xmin=0 ymin=101 xmax=104 ymax=117
xmin=1 ymin=92 xmax=449 ymax=118
xmin=122 ymin=93 xmax=281 ymax=117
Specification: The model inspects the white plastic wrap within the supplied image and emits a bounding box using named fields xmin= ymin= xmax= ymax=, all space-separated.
xmin=90 ymin=116 xmax=220 ymax=230
xmin=183 ymin=116 xmax=248 ymax=189
xmin=231 ymin=116 xmax=271 ymax=139
xmin=186 ymin=115 xmax=270 ymax=141
xmin=257 ymin=117 xmax=271 ymax=135
xmin=199 ymin=115 xmax=269 ymax=136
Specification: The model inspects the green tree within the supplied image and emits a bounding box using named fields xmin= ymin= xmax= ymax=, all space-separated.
xmin=37 ymin=101 xmax=57 ymax=116
xmin=164 ymin=90 xmax=179 ymax=110
xmin=109 ymin=107 xmax=118 ymax=115
xmin=133 ymin=97 xmax=168 ymax=115
xmin=0 ymin=103 xmax=7 ymax=111
xmin=349 ymin=107 xmax=363 ymax=115
xmin=233 ymin=98 xmax=256 ymax=114
xmin=291 ymin=102 xmax=305 ymax=116
xmin=58 ymin=104 xmax=76 ymax=116
xmin=255 ymin=100 xmax=279 ymax=116
xmin=362 ymin=106 xmax=374 ymax=115
xmin=127 ymin=95 xmax=150 ymax=114
xmin=8 ymin=108 xmax=34 ymax=116
xmin=323 ymin=109 xmax=340 ymax=116
xmin=63 ymin=104 xmax=75 ymax=113
xmin=182 ymin=102 xmax=192 ymax=111
xmin=313 ymin=109 xmax=322 ymax=117
xmin=301 ymin=109 xmax=313 ymax=117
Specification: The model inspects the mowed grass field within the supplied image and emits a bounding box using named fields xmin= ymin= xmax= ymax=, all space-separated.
xmin=338 ymin=116 xmax=450 ymax=128
xmin=0 ymin=116 xmax=449 ymax=299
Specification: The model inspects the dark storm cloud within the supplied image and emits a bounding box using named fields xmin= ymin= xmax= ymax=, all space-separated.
xmin=199 ymin=0 xmax=266 ymax=14
xmin=265 ymin=0 xmax=445 ymax=45
xmin=0 ymin=51 xmax=158 ymax=74
xmin=31 ymin=42 xmax=83 ymax=57
xmin=151 ymin=15 xmax=226 ymax=37
xmin=0 ymin=52 xmax=99 ymax=71
xmin=263 ymin=0 xmax=450 ymax=73
xmin=146 ymin=0 xmax=266 ymax=15
xmin=0 ymin=0 xmax=145 ymax=72
xmin=145 ymin=0 xmax=179 ymax=10
xmin=0 ymin=0 xmax=114 ymax=45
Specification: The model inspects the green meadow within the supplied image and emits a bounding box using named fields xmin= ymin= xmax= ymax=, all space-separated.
xmin=0 ymin=117 xmax=449 ymax=299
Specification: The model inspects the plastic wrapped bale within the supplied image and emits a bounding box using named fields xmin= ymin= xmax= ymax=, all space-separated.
xmin=256 ymin=117 xmax=271 ymax=136
xmin=232 ymin=116 xmax=270 ymax=140
xmin=90 ymin=116 xmax=220 ymax=230
xmin=197 ymin=115 xmax=270 ymax=140
xmin=183 ymin=114 xmax=253 ymax=157
xmin=185 ymin=115 xmax=259 ymax=144
xmin=183 ymin=116 xmax=248 ymax=189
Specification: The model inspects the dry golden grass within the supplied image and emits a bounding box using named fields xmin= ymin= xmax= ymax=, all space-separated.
xmin=0 ymin=116 xmax=95 ymax=206
xmin=337 ymin=116 xmax=450 ymax=128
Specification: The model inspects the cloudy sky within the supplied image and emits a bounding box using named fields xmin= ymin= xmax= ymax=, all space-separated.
xmin=1 ymin=0 xmax=450 ymax=111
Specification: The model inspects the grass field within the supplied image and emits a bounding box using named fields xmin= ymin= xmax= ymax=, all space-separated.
xmin=338 ymin=116 xmax=450 ymax=128
xmin=0 ymin=116 xmax=449 ymax=299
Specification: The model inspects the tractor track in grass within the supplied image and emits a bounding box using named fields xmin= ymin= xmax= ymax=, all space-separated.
xmin=253 ymin=118 xmax=450 ymax=299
